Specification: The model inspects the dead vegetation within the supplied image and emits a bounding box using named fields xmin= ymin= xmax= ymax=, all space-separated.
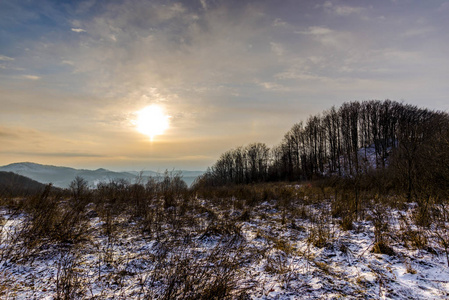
xmin=0 ymin=173 xmax=448 ymax=299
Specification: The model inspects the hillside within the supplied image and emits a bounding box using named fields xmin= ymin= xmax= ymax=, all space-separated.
xmin=0 ymin=171 xmax=52 ymax=197
xmin=0 ymin=162 xmax=203 ymax=188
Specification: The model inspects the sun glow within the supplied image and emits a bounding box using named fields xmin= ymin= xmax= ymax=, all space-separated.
xmin=135 ymin=105 xmax=170 ymax=140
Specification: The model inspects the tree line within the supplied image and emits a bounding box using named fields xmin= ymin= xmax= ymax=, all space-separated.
xmin=197 ymin=100 xmax=449 ymax=200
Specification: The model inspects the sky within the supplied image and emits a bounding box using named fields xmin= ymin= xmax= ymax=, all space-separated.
xmin=1 ymin=0 xmax=449 ymax=171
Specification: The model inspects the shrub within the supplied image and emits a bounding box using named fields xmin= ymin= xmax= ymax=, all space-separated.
xmin=371 ymin=241 xmax=395 ymax=256
xmin=55 ymin=251 xmax=84 ymax=299
xmin=340 ymin=214 xmax=354 ymax=231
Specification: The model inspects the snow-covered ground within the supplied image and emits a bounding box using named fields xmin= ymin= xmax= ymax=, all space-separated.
xmin=0 ymin=197 xmax=448 ymax=299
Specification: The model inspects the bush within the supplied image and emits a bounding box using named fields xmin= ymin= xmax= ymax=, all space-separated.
xmin=55 ymin=251 xmax=84 ymax=299
xmin=371 ymin=241 xmax=395 ymax=256
xmin=340 ymin=214 xmax=354 ymax=231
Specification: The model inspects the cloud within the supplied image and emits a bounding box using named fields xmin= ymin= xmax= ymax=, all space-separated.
xmin=71 ymin=28 xmax=86 ymax=33
xmin=333 ymin=5 xmax=363 ymax=16
xmin=299 ymin=26 xmax=333 ymax=35
xmin=22 ymin=75 xmax=41 ymax=80
xmin=298 ymin=26 xmax=354 ymax=50
xmin=320 ymin=1 xmax=364 ymax=16
xmin=0 ymin=55 xmax=14 ymax=61
xmin=257 ymin=81 xmax=284 ymax=91
xmin=64 ymin=1 xmax=277 ymax=99
xmin=403 ymin=26 xmax=435 ymax=37
xmin=379 ymin=49 xmax=421 ymax=63
xmin=270 ymin=42 xmax=284 ymax=56
xmin=438 ymin=2 xmax=449 ymax=11
xmin=0 ymin=129 xmax=17 ymax=139
xmin=4 ymin=151 xmax=107 ymax=158
xmin=0 ymin=126 xmax=45 ymax=144
xmin=272 ymin=18 xmax=287 ymax=27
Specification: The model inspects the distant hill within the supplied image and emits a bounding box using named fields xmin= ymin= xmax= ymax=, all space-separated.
xmin=0 ymin=171 xmax=53 ymax=197
xmin=0 ymin=162 xmax=204 ymax=188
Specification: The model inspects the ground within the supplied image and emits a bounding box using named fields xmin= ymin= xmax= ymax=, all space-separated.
xmin=0 ymin=194 xmax=448 ymax=299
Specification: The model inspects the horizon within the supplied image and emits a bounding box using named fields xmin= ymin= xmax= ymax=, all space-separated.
xmin=1 ymin=0 xmax=449 ymax=171
xmin=0 ymin=161 xmax=206 ymax=173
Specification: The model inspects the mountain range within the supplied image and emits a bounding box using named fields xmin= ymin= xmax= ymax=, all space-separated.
xmin=0 ymin=162 xmax=204 ymax=188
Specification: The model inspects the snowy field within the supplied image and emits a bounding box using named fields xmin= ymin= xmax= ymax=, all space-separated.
xmin=0 ymin=194 xmax=448 ymax=299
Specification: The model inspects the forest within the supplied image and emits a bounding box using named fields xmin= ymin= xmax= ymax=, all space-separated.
xmin=198 ymin=100 xmax=449 ymax=202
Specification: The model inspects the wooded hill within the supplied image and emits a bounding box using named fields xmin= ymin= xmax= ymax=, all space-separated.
xmin=0 ymin=171 xmax=55 ymax=197
xmin=197 ymin=100 xmax=449 ymax=201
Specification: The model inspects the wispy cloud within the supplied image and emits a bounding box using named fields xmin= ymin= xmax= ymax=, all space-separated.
xmin=438 ymin=2 xmax=449 ymax=11
xmin=298 ymin=26 xmax=353 ymax=50
xmin=22 ymin=75 xmax=41 ymax=80
xmin=0 ymin=130 xmax=17 ymax=139
xmin=200 ymin=0 xmax=208 ymax=10
xmin=404 ymin=26 xmax=435 ymax=37
xmin=272 ymin=18 xmax=287 ymax=27
xmin=321 ymin=1 xmax=364 ymax=16
xmin=0 ymin=150 xmax=106 ymax=158
xmin=71 ymin=28 xmax=86 ymax=33
xmin=299 ymin=26 xmax=333 ymax=35
xmin=0 ymin=55 xmax=14 ymax=61
xmin=0 ymin=126 xmax=44 ymax=142
xmin=270 ymin=42 xmax=284 ymax=56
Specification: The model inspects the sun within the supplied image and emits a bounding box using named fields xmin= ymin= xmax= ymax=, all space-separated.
xmin=135 ymin=105 xmax=170 ymax=140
